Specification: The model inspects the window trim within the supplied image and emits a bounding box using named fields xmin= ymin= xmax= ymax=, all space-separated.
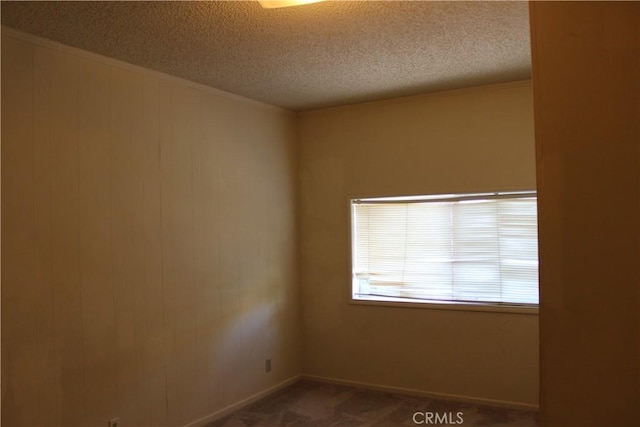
xmin=348 ymin=294 xmax=539 ymax=315
xmin=347 ymin=190 xmax=540 ymax=315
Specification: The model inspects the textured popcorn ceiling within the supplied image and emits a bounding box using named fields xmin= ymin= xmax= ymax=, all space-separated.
xmin=1 ymin=1 xmax=531 ymax=111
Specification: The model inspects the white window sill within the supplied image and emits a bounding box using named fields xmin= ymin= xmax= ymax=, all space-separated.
xmin=350 ymin=295 xmax=539 ymax=315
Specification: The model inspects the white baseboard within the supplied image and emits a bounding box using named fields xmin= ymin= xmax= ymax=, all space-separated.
xmin=183 ymin=375 xmax=301 ymax=427
xmin=300 ymin=374 xmax=539 ymax=412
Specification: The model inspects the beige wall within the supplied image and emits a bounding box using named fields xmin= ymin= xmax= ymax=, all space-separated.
xmin=530 ymin=2 xmax=640 ymax=425
xmin=1 ymin=31 xmax=300 ymax=427
xmin=297 ymin=81 xmax=539 ymax=406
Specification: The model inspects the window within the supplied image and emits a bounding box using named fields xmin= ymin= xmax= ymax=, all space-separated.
xmin=351 ymin=192 xmax=538 ymax=308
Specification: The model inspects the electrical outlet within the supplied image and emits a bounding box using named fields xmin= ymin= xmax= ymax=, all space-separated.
xmin=265 ymin=358 xmax=272 ymax=373
xmin=108 ymin=417 xmax=120 ymax=427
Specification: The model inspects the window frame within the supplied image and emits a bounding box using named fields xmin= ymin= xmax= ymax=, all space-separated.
xmin=347 ymin=191 xmax=540 ymax=315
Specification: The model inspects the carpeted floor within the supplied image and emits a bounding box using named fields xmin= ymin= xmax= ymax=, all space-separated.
xmin=207 ymin=380 xmax=538 ymax=427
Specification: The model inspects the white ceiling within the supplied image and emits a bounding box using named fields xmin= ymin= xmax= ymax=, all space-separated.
xmin=1 ymin=1 xmax=531 ymax=111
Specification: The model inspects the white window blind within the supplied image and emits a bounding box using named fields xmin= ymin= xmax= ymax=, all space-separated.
xmin=352 ymin=193 xmax=538 ymax=306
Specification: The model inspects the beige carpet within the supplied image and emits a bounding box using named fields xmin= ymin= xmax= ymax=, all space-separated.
xmin=207 ymin=380 xmax=538 ymax=426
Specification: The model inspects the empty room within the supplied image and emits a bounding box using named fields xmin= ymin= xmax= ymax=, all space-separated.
xmin=1 ymin=1 xmax=638 ymax=427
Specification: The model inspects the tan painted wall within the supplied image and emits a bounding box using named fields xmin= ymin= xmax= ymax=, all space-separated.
xmin=530 ymin=2 xmax=640 ymax=425
xmin=1 ymin=31 xmax=300 ymax=427
xmin=297 ymin=81 xmax=539 ymax=406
